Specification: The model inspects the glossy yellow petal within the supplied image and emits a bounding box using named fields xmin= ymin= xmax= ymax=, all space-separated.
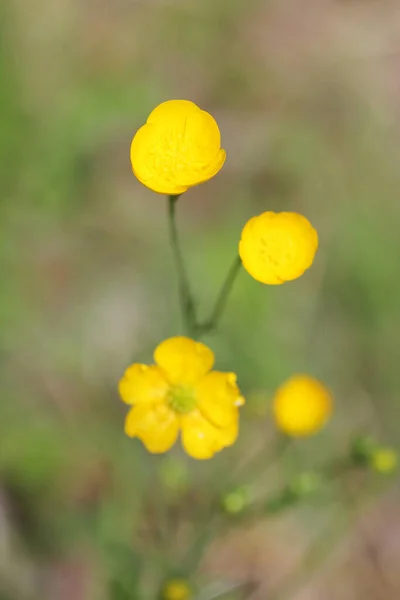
xmin=184 ymin=148 xmax=226 ymax=189
xmin=214 ymin=417 xmax=239 ymax=451
xmin=180 ymin=409 xmax=239 ymax=459
xmin=147 ymin=99 xmax=198 ymax=125
xmin=180 ymin=410 xmax=221 ymax=460
xmin=125 ymin=403 xmax=179 ymax=453
xmin=239 ymin=212 xmax=318 ymax=285
xmin=154 ymin=336 xmax=214 ymax=386
xmin=118 ymin=364 xmax=169 ymax=405
xmin=273 ymin=375 xmax=332 ymax=437
xmin=130 ymin=99 xmax=225 ymax=195
xmin=130 ymin=124 xmax=188 ymax=195
xmin=196 ymin=371 xmax=244 ymax=427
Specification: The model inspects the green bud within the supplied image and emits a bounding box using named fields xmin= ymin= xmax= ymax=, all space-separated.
xmin=221 ymin=486 xmax=250 ymax=515
xmin=288 ymin=471 xmax=322 ymax=498
xmin=159 ymin=457 xmax=189 ymax=494
xmin=351 ymin=435 xmax=379 ymax=464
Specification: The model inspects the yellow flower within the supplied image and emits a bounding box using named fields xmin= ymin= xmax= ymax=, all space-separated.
xmin=371 ymin=448 xmax=398 ymax=474
xmin=130 ymin=100 xmax=226 ymax=195
xmin=119 ymin=336 xmax=244 ymax=459
xmin=239 ymin=212 xmax=318 ymax=285
xmin=273 ymin=375 xmax=332 ymax=437
xmin=163 ymin=579 xmax=191 ymax=600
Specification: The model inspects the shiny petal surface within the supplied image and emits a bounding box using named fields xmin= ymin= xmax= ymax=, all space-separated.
xmin=181 ymin=409 xmax=239 ymax=459
xmin=180 ymin=410 xmax=222 ymax=460
xmin=196 ymin=371 xmax=244 ymax=427
xmin=239 ymin=212 xmax=318 ymax=285
xmin=147 ymin=99 xmax=198 ymax=125
xmin=125 ymin=403 xmax=179 ymax=453
xmin=130 ymin=99 xmax=225 ymax=195
xmin=119 ymin=364 xmax=169 ymax=405
xmin=154 ymin=336 xmax=214 ymax=386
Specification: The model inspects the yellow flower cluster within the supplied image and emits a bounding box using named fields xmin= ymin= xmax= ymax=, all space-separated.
xmin=124 ymin=100 xmax=330 ymax=457
xmin=131 ymin=99 xmax=319 ymax=287
xmin=119 ymin=337 xmax=244 ymax=460
xmin=273 ymin=375 xmax=333 ymax=437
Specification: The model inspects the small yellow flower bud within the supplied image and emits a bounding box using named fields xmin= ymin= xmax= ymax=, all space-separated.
xmin=273 ymin=375 xmax=332 ymax=437
xmin=163 ymin=578 xmax=191 ymax=600
xmin=371 ymin=448 xmax=398 ymax=474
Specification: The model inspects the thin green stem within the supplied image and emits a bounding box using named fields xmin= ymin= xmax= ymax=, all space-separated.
xmin=197 ymin=254 xmax=242 ymax=336
xmin=167 ymin=195 xmax=196 ymax=336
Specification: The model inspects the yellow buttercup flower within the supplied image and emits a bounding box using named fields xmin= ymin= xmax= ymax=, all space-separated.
xmin=273 ymin=375 xmax=332 ymax=437
xmin=239 ymin=212 xmax=318 ymax=285
xmin=119 ymin=336 xmax=244 ymax=460
xmin=163 ymin=579 xmax=191 ymax=600
xmin=371 ymin=448 xmax=398 ymax=474
xmin=130 ymin=100 xmax=226 ymax=195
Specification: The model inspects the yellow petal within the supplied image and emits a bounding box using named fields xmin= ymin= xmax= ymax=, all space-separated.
xmin=118 ymin=364 xmax=169 ymax=405
xmin=130 ymin=124 xmax=188 ymax=195
xmin=196 ymin=371 xmax=244 ymax=427
xmin=214 ymin=417 xmax=239 ymax=451
xmin=184 ymin=148 xmax=226 ymax=189
xmin=125 ymin=403 xmax=179 ymax=454
xmin=147 ymin=99 xmax=198 ymax=125
xmin=180 ymin=409 xmax=239 ymax=459
xmin=154 ymin=336 xmax=214 ymax=386
xmin=180 ymin=410 xmax=221 ymax=460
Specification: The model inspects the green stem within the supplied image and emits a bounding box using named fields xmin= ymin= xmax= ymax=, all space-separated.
xmin=196 ymin=254 xmax=242 ymax=336
xmin=167 ymin=195 xmax=196 ymax=336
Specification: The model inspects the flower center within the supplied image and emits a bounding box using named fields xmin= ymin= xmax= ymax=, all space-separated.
xmin=168 ymin=385 xmax=196 ymax=414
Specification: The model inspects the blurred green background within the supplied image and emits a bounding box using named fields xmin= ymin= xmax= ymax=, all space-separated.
xmin=1 ymin=0 xmax=400 ymax=598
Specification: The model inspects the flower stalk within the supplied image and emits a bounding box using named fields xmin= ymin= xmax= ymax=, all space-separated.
xmin=168 ymin=194 xmax=197 ymax=337
xmin=167 ymin=195 xmax=242 ymax=338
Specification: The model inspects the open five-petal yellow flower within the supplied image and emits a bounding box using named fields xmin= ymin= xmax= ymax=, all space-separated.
xmin=130 ymin=99 xmax=226 ymax=195
xmin=119 ymin=337 xmax=244 ymax=459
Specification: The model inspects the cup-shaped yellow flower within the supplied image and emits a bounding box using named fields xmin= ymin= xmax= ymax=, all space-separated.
xmin=239 ymin=212 xmax=318 ymax=284
xmin=119 ymin=336 xmax=244 ymax=459
xmin=130 ymin=100 xmax=226 ymax=195
xmin=273 ymin=375 xmax=332 ymax=437
xmin=162 ymin=579 xmax=191 ymax=600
